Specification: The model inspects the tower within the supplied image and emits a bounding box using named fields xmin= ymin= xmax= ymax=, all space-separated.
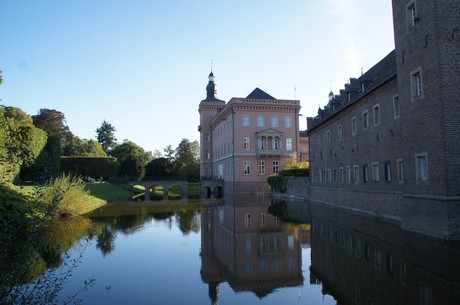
xmin=198 ymin=71 xmax=226 ymax=179
xmin=392 ymin=0 xmax=460 ymax=238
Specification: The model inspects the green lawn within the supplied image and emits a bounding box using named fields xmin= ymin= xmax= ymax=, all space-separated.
xmin=84 ymin=182 xmax=132 ymax=202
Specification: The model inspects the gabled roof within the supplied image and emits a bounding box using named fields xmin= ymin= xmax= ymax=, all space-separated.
xmin=246 ymin=88 xmax=276 ymax=100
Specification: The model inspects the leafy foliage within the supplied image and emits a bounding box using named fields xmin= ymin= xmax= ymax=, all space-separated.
xmin=32 ymin=108 xmax=72 ymax=147
xmin=40 ymin=173 xmax=90 ymax=218
xmin=267 ymin=175 xmax=288 ymax=193
xmin=95 ymin=120 xmax=117 ymax=153
xmin=111 ymin=140 xmax=152 ymax=180
xmin=61 ymin=157 xmax=117 ymax=179
xmin=63 ymin=136 xmax=107 ymax=157
xmin=174 ymin=139 xmax=200 ymax=181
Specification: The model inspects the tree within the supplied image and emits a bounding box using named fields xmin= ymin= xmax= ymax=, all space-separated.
xmin=0 ymin=106 xmax=48 ymax=182
xmin=63 ymin=136 xmax=107 ymax=157
xmin=0 ymin=69 xmax=3 ymax=85
xmin=32 ymin=108 xmax=72 ymax=146
xmin=174 ymin=139 xmax=200 ymax=181
xmin=145 ymin=157 xmax=170 ymax=177
xmin=111 ymin=140 xmax=152 ymax=180
xmin=95 ymin=120 xmax=117 ymax=154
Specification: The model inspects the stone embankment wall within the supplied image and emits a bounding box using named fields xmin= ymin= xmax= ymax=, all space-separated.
xmin=271 ymin=177 xmax=310 ymax=200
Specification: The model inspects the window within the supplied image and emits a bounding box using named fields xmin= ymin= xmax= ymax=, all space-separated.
xmin=339 ymin=167 xmax=344 ymax=183
xmin=363 ymin=164 xmax=369 ymax=183
xmin=286 ymin=138 xmax=292 ymax=151
xmin=285 ymin=116 xmax=292 ymax=128
xmin=406 ymin=1 xmax=417 ymax=29
xmin=257 ymin=115 xmax=265 ymax=127
xmin=346 ymin=166 xmax=351 ymax=183
xmin=258 ymin=161 xmax=265 ymax=175
xmin=271 ymin=116 xmax=279 ymax=127
xmin=372 ymin=162 xmax=379 ymax=182
xmin=373 ymin=104 xmax=380 ymax=126
xmin=258 ymin=137 xmax=266 ymax=150
xmin=326 ymin=130 xmax=330 ymax=144
xmin=244 ymin=213 xmax=251 ymax=228
xmin=353 ymin=165 xmax=359 ymax=183
xmin=206 ymin=151 xmax=210 ymax=159
xmin=333 ymin=168 xmax=338 ymax=182
xmin=259 ymin=212 xmax=266 ymax=227
xmin=242 ymin=114 xmax=250 ymax=126
xmin=385 ymin=161 xmax=392 ymax=182
xmin=273 ymin=137 xmax=280 ymax=150
xmin=243 ymin=161 xmax=250 ymax=175
xmin=387 ymin=254 xmax=394 ymax=276
xmin=397 ymin=158 xmax=404 ymax=183
xmin=411 ymin=68 xmax=423 ymax=100
xmin=317 ymin=135 xmax=321 ymax=149
xmin=245 ymin=238 xmax=252 ymax=254
xmin=393 ymin=95 xmax=400 ymax=118
xmin=351 ymin=117 xmax=357 ymax=135
xmin=243 ymin=137 xmax=250 ymax=150
xmin=205 ymin=133 xmax=210 ymax=141
xmin=273 ymin=161 xmax=279 ymax=174
xmin=363 ymin=110 xmax=369 ymax=129
xmin=337 ymin=125 xmax=342 ymax=141
xmin=415 ymin=153 xmax=428 ymax=182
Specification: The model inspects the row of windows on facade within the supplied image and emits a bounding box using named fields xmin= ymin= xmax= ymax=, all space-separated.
xmin=207 ymin=137 xmax=293 ymax=160
xmin=313 ymin=219 xmax=409 ymax=283
xmin=242 ymin=257 xmax=297 ymax=274
xmin=313 ymin=68 xmax=424 ymax=149
xmin=312 ymin=153 xmax=428 ymax=184
xmin=242 ymin=114 xmax=293 ymax=128
xmin=241 ymin=160 xmax=280 ymax=176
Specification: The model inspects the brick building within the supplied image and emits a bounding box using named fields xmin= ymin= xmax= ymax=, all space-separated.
xmin=307 ymin=0 xmax=460 ymax=240
xmin=198 ymin=71 xmax=302 ymax=195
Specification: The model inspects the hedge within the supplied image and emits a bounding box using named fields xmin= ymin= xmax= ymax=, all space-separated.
xmin=60 ymin=157 xmax=117 ymax=179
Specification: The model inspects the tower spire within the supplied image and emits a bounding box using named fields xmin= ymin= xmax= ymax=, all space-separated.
xmin=206 ymin=69 xmax=217 ymax=100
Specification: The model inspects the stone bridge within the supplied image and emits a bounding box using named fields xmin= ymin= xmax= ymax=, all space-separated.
xmin=124 ymin=180 xmax=188 ymax=200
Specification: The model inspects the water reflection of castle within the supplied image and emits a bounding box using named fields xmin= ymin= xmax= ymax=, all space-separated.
xmin=310 ymin=203 xmax=460 ymax=305
xmin=200 ymin=196 xmax=305 ymax=303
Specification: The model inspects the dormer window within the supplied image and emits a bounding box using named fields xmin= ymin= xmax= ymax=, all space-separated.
xmin=361 ymin=82 xmax=365 ymax=93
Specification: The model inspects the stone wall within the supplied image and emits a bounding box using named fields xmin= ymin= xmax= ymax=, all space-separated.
xmin=272 ymin=177 xmax=310 ymax=200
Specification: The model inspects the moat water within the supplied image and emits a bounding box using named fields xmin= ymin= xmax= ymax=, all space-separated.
xmin=5 ymin=196 xmax=460 ymax=304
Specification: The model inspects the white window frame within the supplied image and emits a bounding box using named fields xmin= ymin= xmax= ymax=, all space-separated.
xmin=353 ymin=165 xmax=359 ymax=183
xmin=257 ymin=115 xmax=265 ymax=127
xmin=415 ymin=153 xmax=428 ymax=182
xmin=243 ymin=137 xmax=250 ymax=150
xmin=242 ymin=114 xmax=250 ymax=127
xmin=271 ymin=115 xmax=279 ymax=128
xmin=337 ymin=125 xmax=342 ymax=141
xmin=243 ymin=161 xmax=250 ymax=175
xmin=411 ymin=67 xmax=423 ymax=101
xmin=373 ymin=104 xmax=380 ymax=126
xmin=285 ymin=116 xmax=293 ymax=128
xmin=346 ymin=166 xmax=351 ymax=183
xmin=372 ymin=162 xmax=379 ymax=182
xmin=393 ymin=94 xmax=400 ymax=119
xmin=273 ymin=161 xmax=279 ymax=174
xmin=363 ymin=110 xmax=369 ymax=130
xmin=406 ymin=0 xmax=417 ymax=30
xmin=258 ymin=161 xmax=265 ymax=175
xmin=351 ymin=117 xmax=357 ymax=135
xmin=286 ymin=138 xmax=292 ymax=151
xmin=363 ymin=164 xmax=369 ymax=183
xmin=385 ymin=161 xmax=392 ymax=182
xmin=397 ymin=158 xmax=404 ymax=184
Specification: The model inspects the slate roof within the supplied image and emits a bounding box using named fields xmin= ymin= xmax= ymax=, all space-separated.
xmin=246 ymin=87 xmax=277 ymax=100
xmin=311 ymin=50 xmax=397 ymax=129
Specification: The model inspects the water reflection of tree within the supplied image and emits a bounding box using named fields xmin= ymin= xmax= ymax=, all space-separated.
xmin=176 ymin=210 xmax=200 ymax=234
xmin=96 ymin=225 xmax=117 ymax=257
xmin=1 ymin=216 xmax=93 ymax=304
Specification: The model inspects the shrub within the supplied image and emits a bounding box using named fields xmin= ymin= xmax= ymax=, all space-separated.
xmin=41 ymin=174 xmax=90 ymax=218
xmin=279 ymin=168 xmax=309 ymax=177
xmin=267 ymin=175 xmax=288 ymax=193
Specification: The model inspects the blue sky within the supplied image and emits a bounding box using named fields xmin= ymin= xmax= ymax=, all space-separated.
xmin=0 ymin=0 xmax=395 ymax=153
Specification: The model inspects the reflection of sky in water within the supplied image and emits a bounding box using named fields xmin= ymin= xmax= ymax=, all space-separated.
xmin=55 ymin=211 xmax=334 ymax=305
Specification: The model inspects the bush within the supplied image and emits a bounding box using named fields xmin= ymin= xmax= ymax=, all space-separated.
xmin=267 ymin=175 xmax=288 ymax=193
xmin=41 ymin=174 xmax=90 ymax=218
xmin=279 ymin=168 xmax=309 ymax=177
